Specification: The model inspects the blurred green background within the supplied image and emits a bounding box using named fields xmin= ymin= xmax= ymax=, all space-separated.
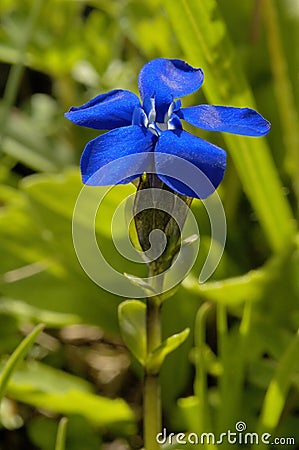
xmin=0 ymin=0 xmax=299 ymax=449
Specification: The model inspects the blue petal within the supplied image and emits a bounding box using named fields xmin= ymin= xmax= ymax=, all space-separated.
xmin=65 ymin=90 xmax=140 ymax=130
xmin=81 ymin=125 xmax=157 ymax=185
xmin=155 ymin=130 xmax=226 ymax=199
xmin=138 ymin=58 xmax=204 ymax=109
xmin=178 ymin=105 xmax=271 ymax=136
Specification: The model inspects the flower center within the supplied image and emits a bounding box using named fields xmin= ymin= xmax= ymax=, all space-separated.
xmin=132 ymin=97 xmax=182 ymax=136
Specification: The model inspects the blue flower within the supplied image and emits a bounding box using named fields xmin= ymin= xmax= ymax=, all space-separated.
xmin=65 ymin=58 xmax=270 ymax=199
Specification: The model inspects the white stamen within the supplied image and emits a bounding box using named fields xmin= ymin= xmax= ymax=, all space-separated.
xmin=148 ymin=98 xmax=156 ymax=123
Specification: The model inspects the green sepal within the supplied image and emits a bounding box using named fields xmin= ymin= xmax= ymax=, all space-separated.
xmin=118 ymin=300 xmax=146 ymax=366
xmin=123 ymin=273 xmax=156 ymax=295
xmin=146 ymin=328 xmax=190 ymax=374
xmin=133 ymin=173 xmax=173 ymax=253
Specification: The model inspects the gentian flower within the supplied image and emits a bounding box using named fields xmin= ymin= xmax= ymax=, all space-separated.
xmin=65 ymin=58 xmax=270 ymax=199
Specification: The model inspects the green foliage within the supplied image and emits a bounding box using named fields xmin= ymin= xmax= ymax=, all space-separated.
xmin=0 ymin=0 xmax=299 ymax=448
xmin=3 ymin=359 xmax=135 ymax=431
xmin=55 ymin=418 xmax=68 ymax=450
xmin=146 ymin=328 xmax=190 ymax=375
xmin=118 ymin=300 xmax=147 ymax=365
xmin=119 ymin=299 xmax=189 ymax=373
xmin=163 ymin=0 xmax=295 ymax=253
xmin=0 ymin=324 xmax=44 ymax=402
xmin=255 ymin=330 xmax=299 ymax=448
xmin=28 ymin=416 xmax=102 ymax=450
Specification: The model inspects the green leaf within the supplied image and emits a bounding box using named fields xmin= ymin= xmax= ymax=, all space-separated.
xmin=163 ymin=0 xmax=295 ymax=253
xmin=182 ymin=250 xmax=291 ymax=306
xmin=146 ymin=328 xmax=190 ymax=374
xmin=2 ymin=360 xmax=135 ymax=433
xmin=183 ymin=270 xmax=265 ymax=306
xmin=55 ymin=417 xmax=68 ymax=450
xmin=0 ymin=323 xmax=44 ymax=402
xmin=2 ymin=136 xmax=57 ymax=172
xmin=0 ymin=170 xmax=142 ymax=333
xmin=0 ymin=298 xmax=80 ymax=328
xmin=118 ymin=300 xmax=147 ymax=365
xmin=15 ymin=390 xmax=134 ymax=433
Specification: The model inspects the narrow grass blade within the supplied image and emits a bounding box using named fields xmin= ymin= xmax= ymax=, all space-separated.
xmin=263 ymin=0 xmax=299 ymax=207
xmin=0 ymin=323 xmax=44 ymax=402
xmin=164 ymin=0 xmax=295 ymax=252
xmin=252 ymin=330 xmax=299 ymax=450
xmin=217 ymin=302 xmax=252 ymax=434
xmin=194 ymin=303 xmax=218 ymax=449
xmin=55 ymin=417 xmax=68 ymax=450
xmin=0 ymin=0 xmax=43 ymax=147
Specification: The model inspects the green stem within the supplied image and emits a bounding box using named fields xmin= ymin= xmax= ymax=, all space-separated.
xmin=217 ymin=301 xmax=252 ymax=442
xmin=146 ymin=297 xmax=162 ymax=352
xmin=194 ymin=303 xmax=215 ymax=449
xmin=216 ymin=304 xmax=228 ymax=436
xmin=144 ymin=273 xmax=163 ymax=450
